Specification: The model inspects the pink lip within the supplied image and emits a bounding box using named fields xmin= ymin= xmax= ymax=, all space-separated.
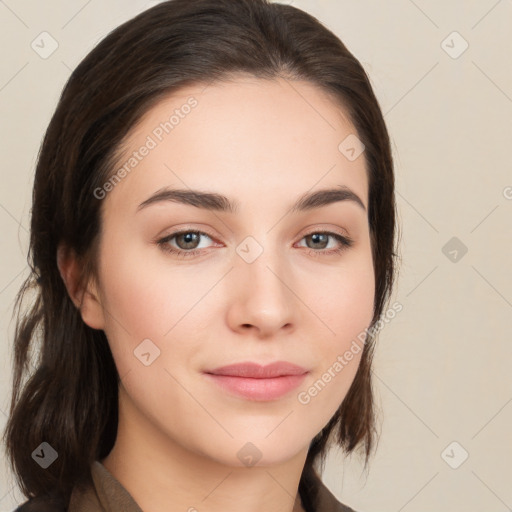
xmin=204 ymin=361 xmax=308 ymax=401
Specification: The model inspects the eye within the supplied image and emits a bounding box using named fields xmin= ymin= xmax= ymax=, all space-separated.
xmin=156 ymin=229 xmax=216 ymax=258
xmin=156 ymin=229 xmax=354 ymax=259
xmin=296 ymin=231 xmax=354 ymax=257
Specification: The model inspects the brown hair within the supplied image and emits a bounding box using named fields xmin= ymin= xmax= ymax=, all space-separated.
xmin=3 ymin=0 xmax=399 ymax=508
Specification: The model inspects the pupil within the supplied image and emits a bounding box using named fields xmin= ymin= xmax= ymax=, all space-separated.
xmin=311 ymin=233 xmax=327 ymax=248
xmin=180 ymin=232 xmax=198 ymax=248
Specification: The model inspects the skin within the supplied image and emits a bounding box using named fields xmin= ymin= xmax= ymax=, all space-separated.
xmin=58 ymin=75 xmax=375 ymax=512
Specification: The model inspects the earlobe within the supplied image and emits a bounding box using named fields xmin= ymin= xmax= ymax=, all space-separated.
xmin=56 ymin=244 xmax=106 ymax=330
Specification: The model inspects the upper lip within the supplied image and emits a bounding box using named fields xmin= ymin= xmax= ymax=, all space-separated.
xmin=205 ymin=361 xmax=308 ymax=378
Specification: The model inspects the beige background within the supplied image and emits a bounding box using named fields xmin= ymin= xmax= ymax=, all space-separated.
xmin=1 ymin=1 xmax=511 ymax=511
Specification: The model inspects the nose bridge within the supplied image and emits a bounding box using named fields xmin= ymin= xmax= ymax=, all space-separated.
xmin=230 ymin=232 xmax=296 ymax=332
xmin=237 ymin=232 xmax=288 ymax=296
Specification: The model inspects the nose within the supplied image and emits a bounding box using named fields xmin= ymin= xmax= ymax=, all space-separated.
xmin=226 ymin=242 xmax=297 ymax=338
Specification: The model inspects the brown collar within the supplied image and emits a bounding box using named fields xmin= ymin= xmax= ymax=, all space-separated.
xmin=67 ymin=461 xmax=357 ymax=512
xmin=68 ymin=461 xmax=142 ymax=512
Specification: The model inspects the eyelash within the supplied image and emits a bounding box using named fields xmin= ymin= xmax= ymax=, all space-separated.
xmin=156 ymin=229 xmax=354 ymax=259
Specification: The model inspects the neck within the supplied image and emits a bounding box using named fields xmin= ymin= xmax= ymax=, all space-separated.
xmin=101 ymin=387 xmax=309 ymax=512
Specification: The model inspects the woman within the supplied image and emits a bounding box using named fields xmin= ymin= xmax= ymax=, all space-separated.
xmin=3 ymin=1 xmax=399 ymax=511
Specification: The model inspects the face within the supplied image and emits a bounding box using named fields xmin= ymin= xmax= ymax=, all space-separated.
xmin=84 ymin=75 xmax=375 ymax=467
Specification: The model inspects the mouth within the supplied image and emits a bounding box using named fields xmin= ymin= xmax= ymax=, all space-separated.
xmin=203 ymin=361 xmax=309 ymax=401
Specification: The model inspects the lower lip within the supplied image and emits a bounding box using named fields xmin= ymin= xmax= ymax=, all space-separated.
xmin=204 ymin=373 xmax=308 ymax=401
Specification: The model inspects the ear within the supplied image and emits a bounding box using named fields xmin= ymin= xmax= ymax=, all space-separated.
xmin=56 ymin=244 xmax=106 ymax=330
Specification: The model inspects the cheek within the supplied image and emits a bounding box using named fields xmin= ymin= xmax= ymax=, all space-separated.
xmin=98 ymin=236 xmax=203 ymax=333
xmin=296 ymin=250 xmax=374 ymax=412
xmin=304 ymin=251 xmax=375 ymax=347
xmin=95 ymin=239 xmax=188 ymax=368
xmin=95 ymin=236 xmax=226 ymax=392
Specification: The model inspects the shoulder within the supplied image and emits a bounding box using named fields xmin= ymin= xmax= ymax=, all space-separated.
xmin=300 ymin=466 xmax=361 ymax=512
xmin=315 ymin=482 xmax=360 ymax=512
xmin=14 ymin=495 xmax=67 ymax=512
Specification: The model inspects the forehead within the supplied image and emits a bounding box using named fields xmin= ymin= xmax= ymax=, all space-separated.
xmin=104 ymin=75 xmax=368 ymax=216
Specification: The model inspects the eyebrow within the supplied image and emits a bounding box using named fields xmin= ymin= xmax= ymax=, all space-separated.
xmin=137 ymin=185 xmax=366 ymax=214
